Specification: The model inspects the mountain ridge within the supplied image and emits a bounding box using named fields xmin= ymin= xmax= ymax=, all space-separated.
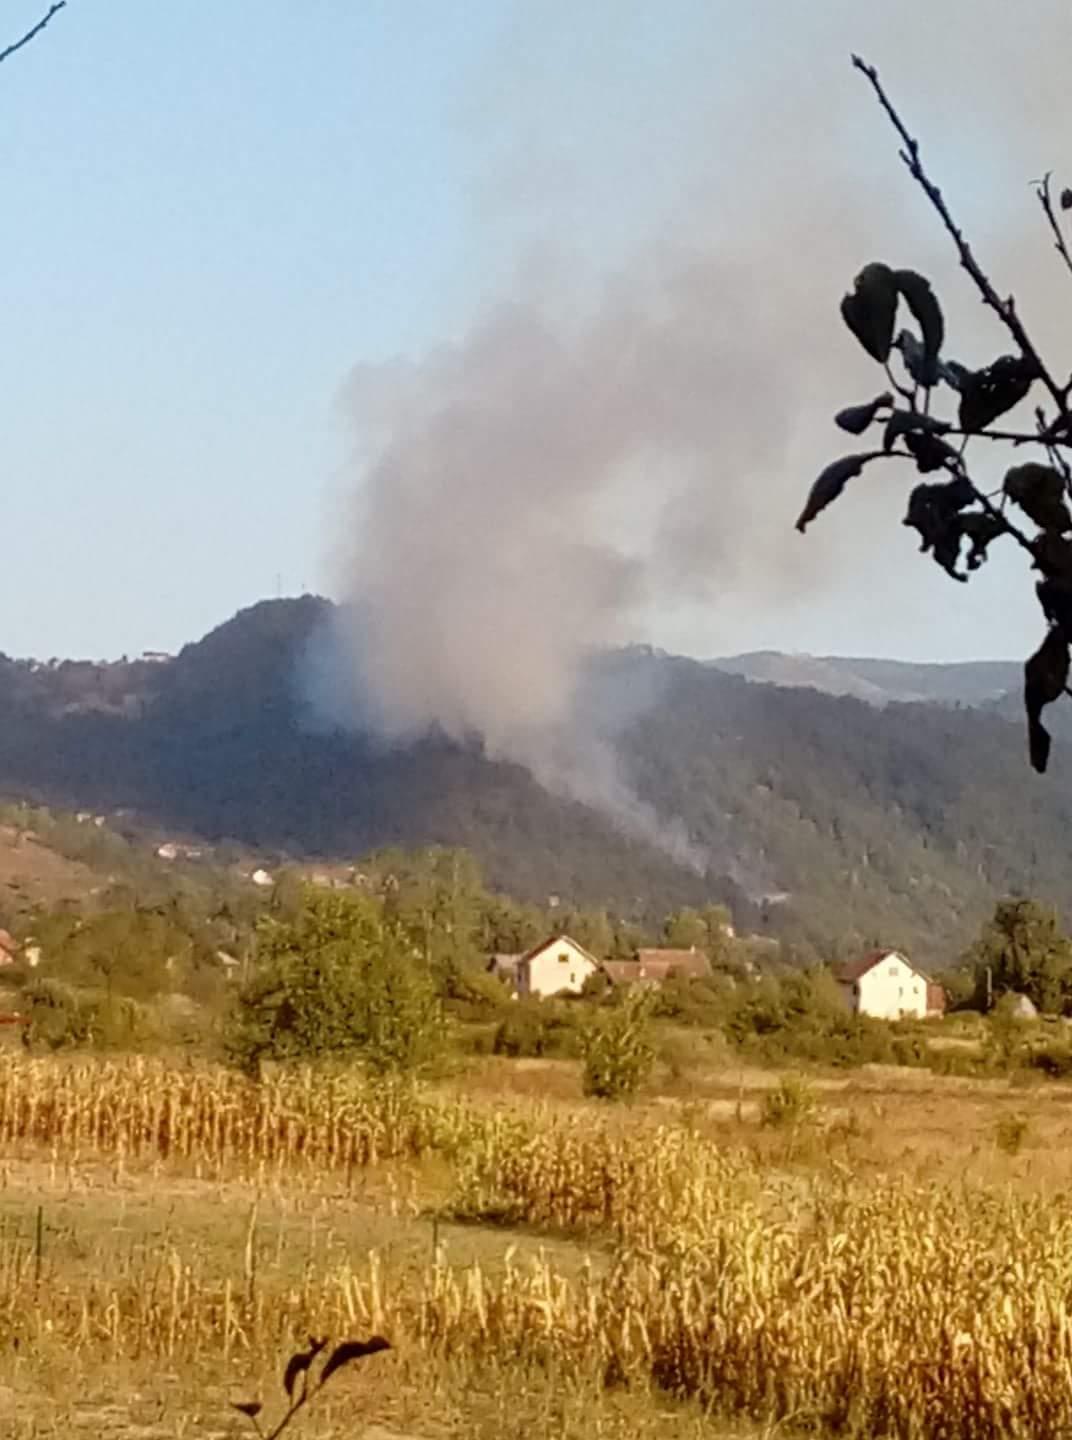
xmin=0 ymin=598 xmax=1066 ymax=965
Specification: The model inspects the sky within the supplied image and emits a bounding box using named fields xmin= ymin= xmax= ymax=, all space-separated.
xmin=4 ymin=0 xmax=1072 ymax=664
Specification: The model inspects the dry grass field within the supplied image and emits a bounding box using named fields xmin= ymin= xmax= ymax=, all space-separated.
xmin=2 ymin=1051 xmax=1072 ymax=1438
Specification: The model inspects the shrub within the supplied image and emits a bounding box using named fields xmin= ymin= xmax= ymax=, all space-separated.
xmin=491 ymin=1001 xmax=584 ymax=1059
xmin=760 ymin=1074 xmax=818 ymax=1129
xmin=22 ymin=978 xmax=95 ymax=1050
xmin=581 ymin=992 xmax=656 ymax=1101
xmin=225 ymin=890 xmax=444 ymax=1076
xmin=1030 ymin=1042 xmax=1072 ymax=1079
xmin=995 ymin=1113 xmax=1031 ymax=1156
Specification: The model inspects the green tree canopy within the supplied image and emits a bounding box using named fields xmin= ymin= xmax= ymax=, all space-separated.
xmin=226 ymin=889 xmax=443 ymax=1074
xmin=968 ymin=898 xmax=1072 ymax=1015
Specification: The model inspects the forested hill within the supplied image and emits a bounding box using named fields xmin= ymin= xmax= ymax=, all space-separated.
xmin=0 ymin=598 xmax=1069 ymax=965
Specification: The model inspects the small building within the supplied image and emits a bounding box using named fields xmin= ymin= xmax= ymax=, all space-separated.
xmin=835 ymin=949 xmax=943 ymax=1020
xmin=515 ymin=936 xmax=600 ymax=999
xmin=602 ymin=947 xmax=712 ymax=989
xmin=487 ymin=953 xmax=523 ymax=989
xmin=251 ymin=868 xmax=274 ymax=888
xmin=0 ymin=930 xmax=16 ymax=969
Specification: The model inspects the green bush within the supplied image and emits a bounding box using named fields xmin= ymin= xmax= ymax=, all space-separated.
xmin=581 ymin=992 xmax=656 ymax=1102
xmin=760 ymin=1074 xmax=818 ymax=1129
xmin=225 ymin=890 xmax=445 ymax=1076
xmin=491 ymin=1000 xmax=584 ymax=1059
xmin=995 ymin=1112 xmax=1031 ymax=1155
xmin=21 ymin=980 xmax=158 ymax=1052
xmin=22 ymin=978 xmax=94 ymax=1051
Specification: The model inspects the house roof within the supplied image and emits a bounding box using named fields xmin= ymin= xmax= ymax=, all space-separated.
xmin=601 ymin=960 xmax=641 ymax=985
xmin=834 ymin=949 xmax=929 ymax=984
xmin=602 ymin=950 xmax=712 ymax=984
xmin=634 ymin=948 xmax=711 ymax=980
xmin=519 ymin=935 xmax=601 ymax=969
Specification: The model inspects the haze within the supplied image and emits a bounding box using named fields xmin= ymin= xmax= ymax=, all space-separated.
xmin=5 ymin=0 xmax=1071 ymax=665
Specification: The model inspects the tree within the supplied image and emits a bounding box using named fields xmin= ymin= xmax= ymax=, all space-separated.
xmin=580 ymin=989 xmax=656 ymax=1101
xmin=226 ymin=889 xmax=444 ymax=1075
xmin=798 ymin=55 xmax=1072 ymax=773
xmin=968 ymin=897 xmax=1072 ymax=1015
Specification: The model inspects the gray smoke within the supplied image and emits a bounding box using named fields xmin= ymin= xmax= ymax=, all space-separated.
xmin=312 ymin=0 xmax=1072 ymax=867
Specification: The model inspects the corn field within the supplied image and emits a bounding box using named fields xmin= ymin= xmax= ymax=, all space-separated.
xmin=5 ymin=1179 xmax=1072 ymax=1438
xmin=0 ymin=1053 xmax=479 ymax=1177
xmin=6 ymin=1054 xmax=1072 ymax=1437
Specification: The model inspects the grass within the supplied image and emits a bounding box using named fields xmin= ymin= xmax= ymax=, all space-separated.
xmin=7 ymin=1052 xmax=1072 ymax=1436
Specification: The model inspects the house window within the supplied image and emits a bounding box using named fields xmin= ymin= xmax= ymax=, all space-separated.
xmin=888 ymin=965 xmax=898 ymax=977
xmin=558 ymin=953 xmax=569 ymax=963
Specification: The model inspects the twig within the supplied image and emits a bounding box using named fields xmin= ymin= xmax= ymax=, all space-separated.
xmin=1037 ymin=404 xmax=1072 ymax=485
xmin=1034 ymin=173 xmax=1072 ymax=295
xmin=852 ymin=54 xmax=1068 ymax=416
xmin=0 ymin=2 xmax=66 ymax=66
xmin=942 ymin=425 xmax=1072 ymax=448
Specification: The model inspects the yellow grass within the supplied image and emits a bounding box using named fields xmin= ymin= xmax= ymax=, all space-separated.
xmin=7 ymin=1052 xmax=1072 ymax=1436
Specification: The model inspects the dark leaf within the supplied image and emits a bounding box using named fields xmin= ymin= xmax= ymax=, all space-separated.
xmin=795 ymin=454 xmax=871 ymax=533
xmin=894 ymin=270 xmax=944 ymax=377
xmin=903 ymin=478 xmax=976 ymax=581
xmin=958 ymin=355 xmax=1037 ymax=433
xmin=1038 ymin=578 xmax=1072 ymax=632
xmin=1033 ymin=531 xmax=1072 ymax=582
xmin=960 ymin=512 xmax=1007 ymax=570
xmin=1003 ymin=462 xmax=1072 ymax=534
xmin=882 ymin=410 xmax=951 ymax=453
xmin=840 ymin=263 xmax=898 ymax=364
xmin=283 ymin=1339 xmax=327 ymax=1399
xmin=903 ymin=430 xmax=961 ymax=474
xmin=231 ymin=1401 xmax=263 ymax=1419
xmin=940 ymin=358 xmax=973 ymax=392
xmin=1061 ymin=187 xmax=1072 ymax=212
xmin=319 ymin=1336 xmax=391 ymax=1387
xmin=1025 ymin=627 xmax=1070 ymax=773
xmin=835 ymin=392 xmax=891 ymax=435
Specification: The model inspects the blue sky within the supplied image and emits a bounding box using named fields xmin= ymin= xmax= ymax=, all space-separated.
xmin=3 ymin=1 xmax=1069 ymax=663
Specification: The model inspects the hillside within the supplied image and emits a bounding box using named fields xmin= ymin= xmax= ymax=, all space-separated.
xmin=0 ymin=599 xmax=1069 ymax=964
xmin=708 ymin=651 xmax=1021 ymax=707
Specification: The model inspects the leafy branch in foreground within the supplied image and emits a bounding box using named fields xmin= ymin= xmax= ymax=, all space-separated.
xmin=232 ymin=1334 xmax=391 ymax=1438
xmin=798 ymin=54 xmax=1072 ymax=773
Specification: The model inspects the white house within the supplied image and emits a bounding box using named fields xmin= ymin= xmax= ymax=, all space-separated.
xmin=514 ymin=936 xmax=601 ymax=999
xmin=835 ymin=949 xmax=944 ymax=1020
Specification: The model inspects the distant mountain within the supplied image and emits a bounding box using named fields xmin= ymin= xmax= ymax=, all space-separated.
xmin=0 ymin=600 xmax=1069 ymax=965
xmin=708 ymin=651 xmax=1020 ymax=708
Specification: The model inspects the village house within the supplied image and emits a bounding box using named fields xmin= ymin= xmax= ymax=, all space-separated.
xmin=602 ymin=946 xmax=713 ymax=988
xmin=0 ymin=930 xmax=16 ymax=969
xmin=835 ymin=949 xmax=945 ymax=1020
xmin=494 ymin=936 xmax=601 ymax=1000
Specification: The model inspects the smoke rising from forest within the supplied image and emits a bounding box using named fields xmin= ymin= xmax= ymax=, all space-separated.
xmin=313 ymin=1 xmax=1072 ymax=866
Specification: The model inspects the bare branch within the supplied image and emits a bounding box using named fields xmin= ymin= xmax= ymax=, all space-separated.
xmin=851 ymin=54 xmax=1068 ymax=416
xmin=0 ymin=3 xmax=66 ymax=67
xmin=1034 ymin=173 xmax=1072 ymax=290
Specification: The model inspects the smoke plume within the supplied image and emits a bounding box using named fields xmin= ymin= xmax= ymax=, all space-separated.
xmin=313 ymin=0 xmax=1072 ymax=867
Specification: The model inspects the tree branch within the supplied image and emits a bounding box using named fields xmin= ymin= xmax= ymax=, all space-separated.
xmin=0 ymin=3 xmax=66 ymax=67
xmin=852 ymin=54 xmax=1068 ymax=415
xmin=1034 ymin=173 xmax=1072 ymax=290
